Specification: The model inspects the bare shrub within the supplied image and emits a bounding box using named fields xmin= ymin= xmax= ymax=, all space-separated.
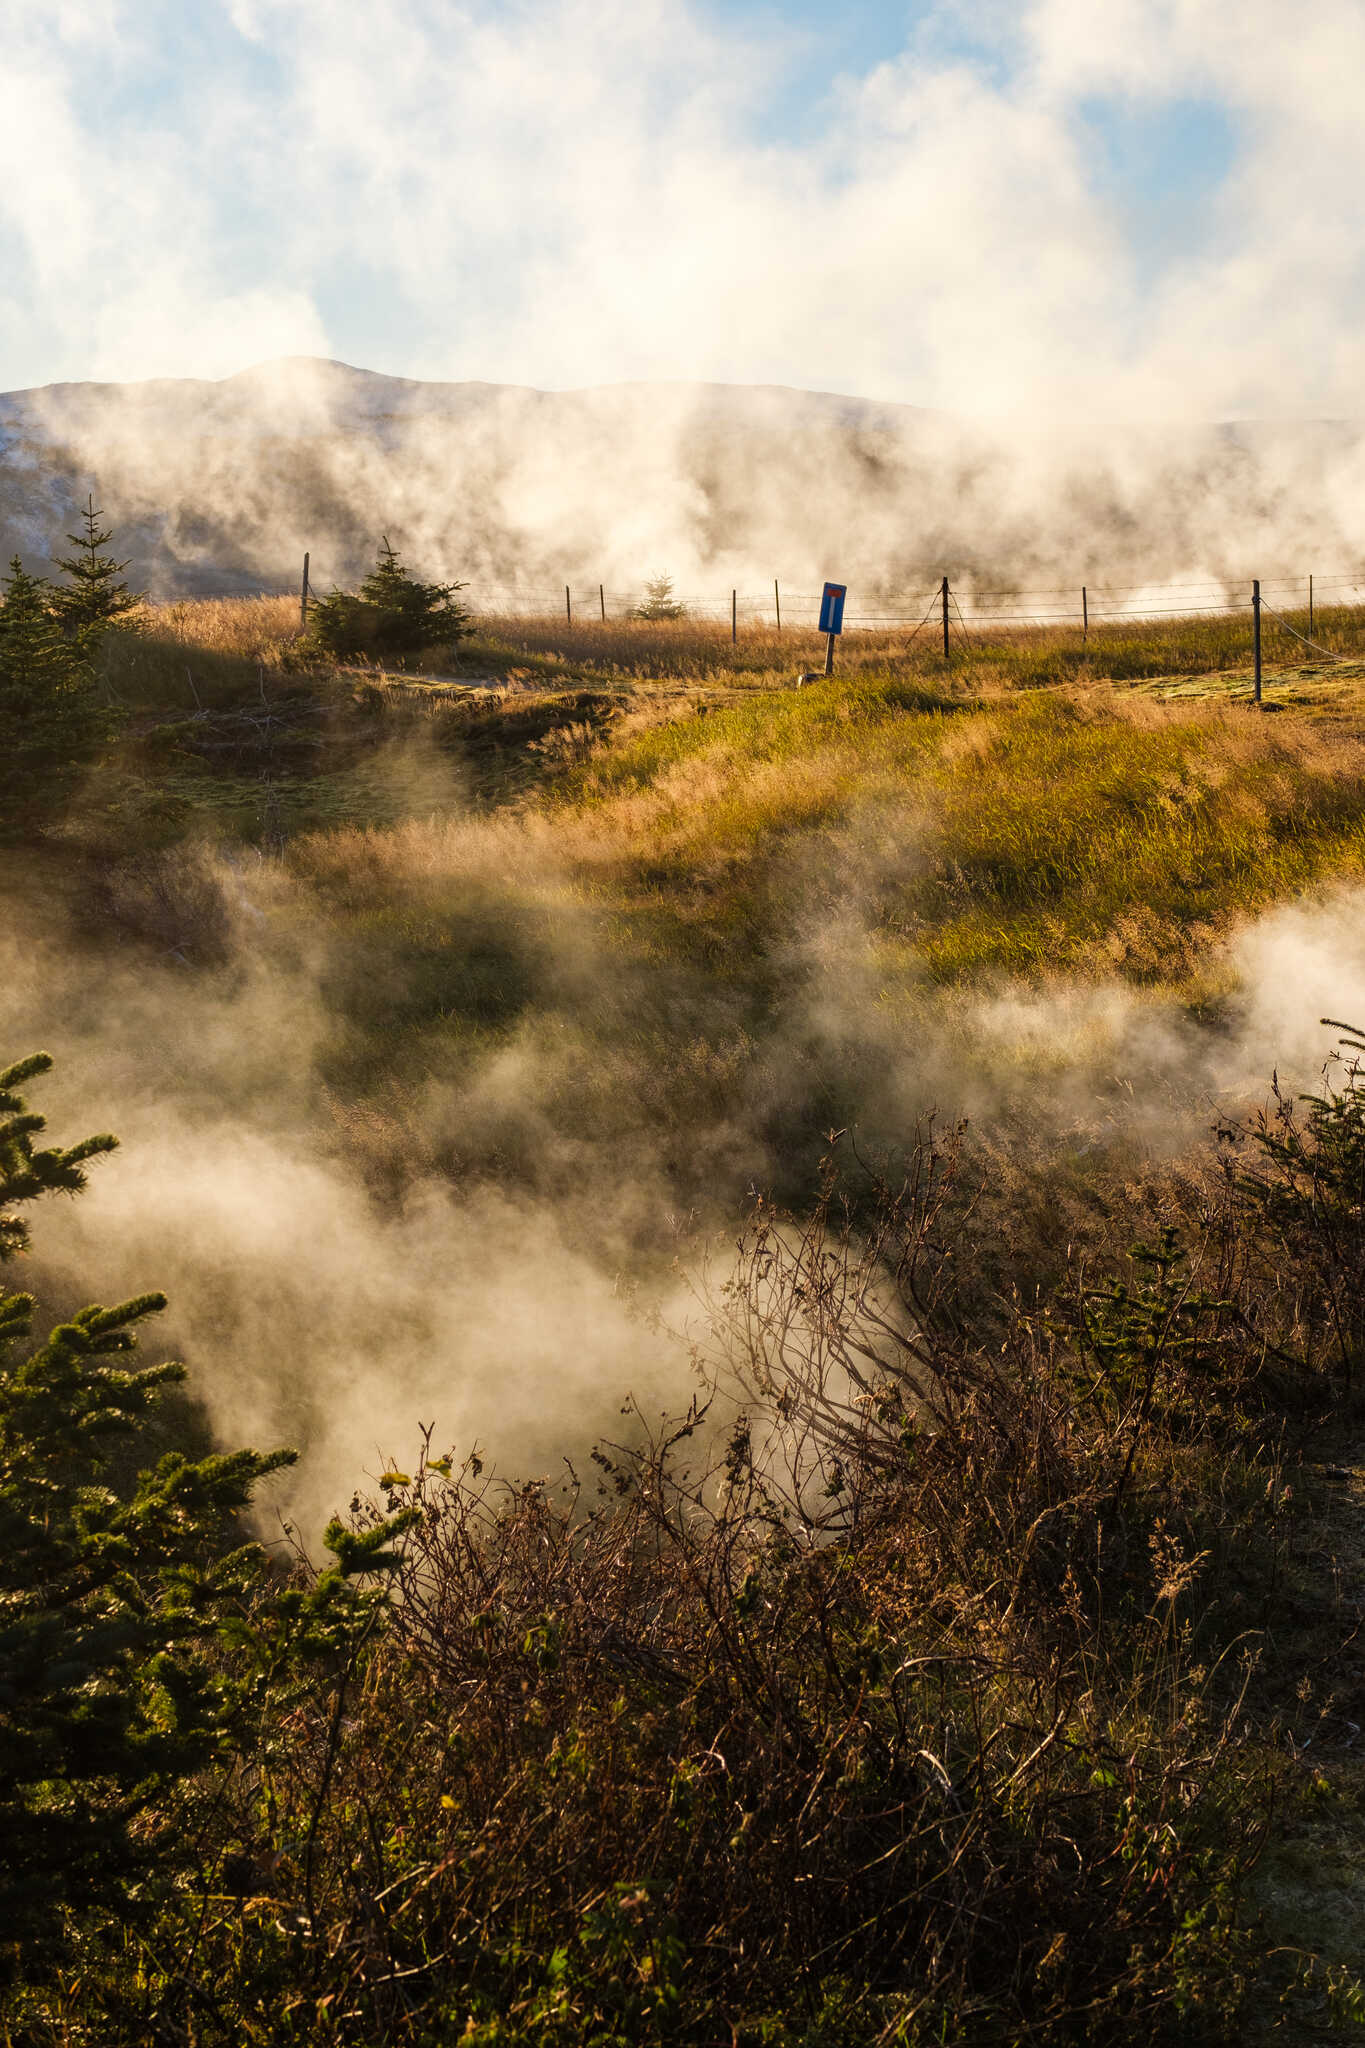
xmin=80 ymin=847 xmax=237 ymax=962
xmin=146 ymin=1121 xmax=1302 ymax=2044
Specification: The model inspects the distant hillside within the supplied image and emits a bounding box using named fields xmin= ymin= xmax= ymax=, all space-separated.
xmin=1 ymin=356 xmax=1361 ymax=602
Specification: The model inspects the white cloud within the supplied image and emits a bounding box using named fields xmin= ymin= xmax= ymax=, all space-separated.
xmin=2 ymin=0 xmax=1365 ymax=415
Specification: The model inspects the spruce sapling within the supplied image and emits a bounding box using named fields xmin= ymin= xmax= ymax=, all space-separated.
xmin=51 ymin=494 xmax=143 ymax=647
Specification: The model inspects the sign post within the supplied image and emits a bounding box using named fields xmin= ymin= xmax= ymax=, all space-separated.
xmin=818 ymin=581 xmax=847 ymax=676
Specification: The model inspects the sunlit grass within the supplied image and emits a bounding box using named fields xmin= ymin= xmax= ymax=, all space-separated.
xmin=86 ymin=591 xmax=1365 ymax=1014
xmin=285 ymin=670 xmax=1365 ymax=1001
xmin=102 ymin=595 xmax=303 ymax=710
xmin=138 ymin=594 xmax=300 ymax=654
xmin=462 ymin=598 xmax=1365 ymax=689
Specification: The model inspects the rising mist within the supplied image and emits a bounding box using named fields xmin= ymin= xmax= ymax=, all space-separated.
xmin=3 ymin=357 xmax=1363 ymax=611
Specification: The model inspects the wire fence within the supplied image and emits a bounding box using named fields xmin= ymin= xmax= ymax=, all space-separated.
xmin=440 ymin=571 xmax=1365 ymax=638
xmin=186 ymin=565 xmax=1365 ymax=658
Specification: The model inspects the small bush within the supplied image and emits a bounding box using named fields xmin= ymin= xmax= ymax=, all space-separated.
xmin=307 ymin=537 xmax=468 ymax=664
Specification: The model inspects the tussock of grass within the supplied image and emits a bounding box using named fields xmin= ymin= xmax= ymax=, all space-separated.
xmin=906 ymin=697 xmax=1365 ymax=978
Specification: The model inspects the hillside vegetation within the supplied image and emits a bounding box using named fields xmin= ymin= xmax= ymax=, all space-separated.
xmin=8 ymin=587 xmax=1365 ymax=2042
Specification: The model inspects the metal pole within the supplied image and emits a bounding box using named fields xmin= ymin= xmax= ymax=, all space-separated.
xmin=942 ymin=576 xmax=950 ymax=662
xmin=565 ymin=585 xmax=572 ymax=626
xmin=599 ymin=582 xmax=606 ymax=622
xmin=1082 ymin=586 xmax=1088 ymax=645
xmin=1309 ymin=574 xmax=1314 ymax=639
xmin=774 ymin=578 xmax=781 ymax=632
xmin=824 ymin=629 xmax=835 ymax=677
xmin=1253 ymin=579 xmax=1262 ymax=704
xmin=300 ymin=551 xmax=310 ymax=630
xmin=732 ymin=589 xmax=737 ymax=645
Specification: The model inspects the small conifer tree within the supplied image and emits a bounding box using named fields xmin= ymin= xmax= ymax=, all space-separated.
xmin=51 ymin=495 xmax=143 ymax=645
xmin=0 ymin=557 xmax=109 ymax=832
xmin=0 ymin=1051 xmax=416 ymax=1974
xmin=632 ymin=574 xmax=687 ymax=620
xmin=308 ymin=535 xmax=468 ymax=663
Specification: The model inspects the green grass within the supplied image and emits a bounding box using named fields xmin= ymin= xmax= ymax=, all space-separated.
xmin=903 ymin=698 xmax=1365 ymax=977
xmin=539 ymin=677 xmax=1365 ymax=984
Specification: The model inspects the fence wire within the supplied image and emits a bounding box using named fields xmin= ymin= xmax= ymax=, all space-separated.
xmin=189 ymin=567 xmax=1365 ymax=646
xmin=455 ymin=572 xmax=1365 ymax=634
xmin=1258 ymin=599 xmax=1345 ymax=662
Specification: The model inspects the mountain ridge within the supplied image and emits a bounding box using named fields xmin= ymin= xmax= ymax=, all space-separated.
xmin=1 ymin=356 xmax=1361 ymax=600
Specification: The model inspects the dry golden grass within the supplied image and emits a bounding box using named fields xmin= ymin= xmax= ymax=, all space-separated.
xmin=463 ymin=612 xmax=938 ymax=684
xmin=104 ymin=596 xmax=305 ymax=710
xmin=117 ymin=591 xmax=1365 ymax=709
xmin=469 ymin=600 xmax=1365 ymax=692
xmin=133 ymin=594 xmax=300 ymax=656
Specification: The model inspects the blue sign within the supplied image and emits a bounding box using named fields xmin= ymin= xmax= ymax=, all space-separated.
xmin=819 ymin=582 xmax=847 ymax=635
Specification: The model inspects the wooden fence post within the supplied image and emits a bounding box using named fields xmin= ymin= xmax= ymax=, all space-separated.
xmin=1253 ymin=579 xmax=1262 ymax=704
xmin=774 ymin=578 xmax=781 ymax=632
xmin=599 ymin=583 xmax=606 ymax=622
xmin=1082 ymin=586 xmax=1088 ymax=644
xmin=942 ymin=576 xmax=950 ymax=662
xmin=565 ymin=585 xmax=572 ymax=625
xmin=300 ymin=551 xmax=310 ymax=630
xmin=732 ymin=589 xmax=737 ymax=645
xmin=1309 ymin=574 xmax=1314 ymax=638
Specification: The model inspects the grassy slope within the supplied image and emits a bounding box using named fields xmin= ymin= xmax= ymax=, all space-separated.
xmin=560 ymin=672 xmax=1365 ymax=977
xmin=22 ymin=595 xmax=1365 ymax=2036
xmin=355 ymin=602 xmax=1365 ymax=988
xmin=51 ymin=596 xmax=1365 ymax=1211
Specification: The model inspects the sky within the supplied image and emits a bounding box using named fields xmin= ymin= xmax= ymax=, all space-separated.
xmin=0 ymin=0 xmax=1360 ymax=418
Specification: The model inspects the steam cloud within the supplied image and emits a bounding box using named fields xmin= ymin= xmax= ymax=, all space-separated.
xmin=7 ymin=822 xmax=1365 ymax=1536
xmin=8 ymin=1 xmax=1365 ymax=1529
xmin=2 ymin=363 xmax=1364 ymax=607
xmin=5 ymin=4 xmax=1365 ymax=602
